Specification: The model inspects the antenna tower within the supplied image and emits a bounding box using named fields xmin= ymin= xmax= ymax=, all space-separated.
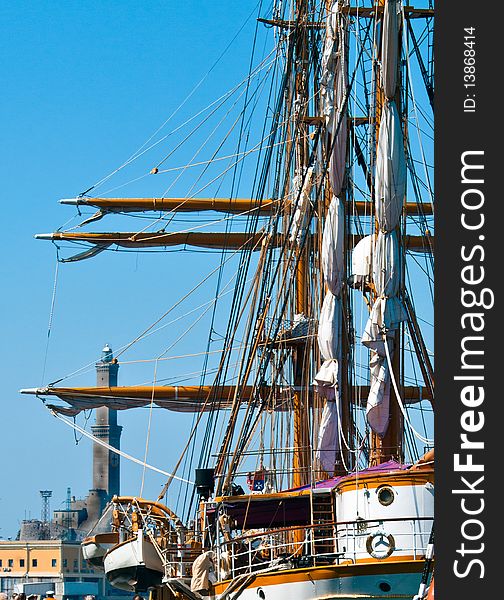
xmin=64 ymin=487 xmax=72 ymax=531
xmin=40 ymin=490 xmax=52 ymax=539
xmin=40 ymin=490 xmax=52 ymax=523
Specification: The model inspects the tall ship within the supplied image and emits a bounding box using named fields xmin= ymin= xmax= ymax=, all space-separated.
xmin=23 ymin=1 xmax=435 ymax=598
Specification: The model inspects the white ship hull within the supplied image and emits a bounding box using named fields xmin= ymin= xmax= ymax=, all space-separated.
xmin=212 ymin=559 xmax=424 ymax=600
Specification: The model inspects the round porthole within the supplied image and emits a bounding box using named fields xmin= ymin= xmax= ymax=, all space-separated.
xmin=379 ymin=582 xmax=391 ymax=592
xmin=377 ymin=486 xmax=395 ymax=506
xmin=257 ymin=588 xmax=266 ymax=599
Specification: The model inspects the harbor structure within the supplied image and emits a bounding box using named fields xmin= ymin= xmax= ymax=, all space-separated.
xmin=18 ymin=345 xmax=123 ymax=541
xmin=3 ymin=348 xmax=126 ymax=598
xmin=80 ymin=344 xmax=122 ymax=531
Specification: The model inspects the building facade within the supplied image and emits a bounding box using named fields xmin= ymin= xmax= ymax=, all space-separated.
xmin=0 ymin=540 xmax=102 ymax=598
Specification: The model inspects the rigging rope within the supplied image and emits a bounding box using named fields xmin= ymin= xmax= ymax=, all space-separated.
xmin=51 ymin=409 xmax=194 ymax=484
xmin=383 ymin=333 xmax=433 ymax=446
xmin=80 ymin=1 xmax=265 ymax=196
xmin=140 ymin=358 xmax=159 ymax=497
xmin=40 ymin=257 xmax=60 ymax=387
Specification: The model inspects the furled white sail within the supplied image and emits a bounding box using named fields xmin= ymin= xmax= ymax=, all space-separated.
xmin=366 ymin=349 xmax=392 ymax=436
xmin=321 ymin=196 xmax=345 ymax=295
xmin=317 ymin=400 xmax=339 ymax=473
xmin=375 ymin=101 xmax=406 ymax=230
xmin=321 ymin=0 xmax=348 ymax=197
xmin=317 ymin=292 xmax=342 ymax=373
xmin=315 ymin=195 xmax=345 ymax=472
xmin=381 ymin=0 xmax=399 ymax=99
xmin=363 ymin=97 xmax=406 ymax=433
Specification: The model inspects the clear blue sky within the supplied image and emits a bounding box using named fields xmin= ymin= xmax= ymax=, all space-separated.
xmin=1 ymin=0 xmax=267 ymax=539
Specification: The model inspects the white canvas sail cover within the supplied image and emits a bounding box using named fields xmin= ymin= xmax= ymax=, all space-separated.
xmin=381 ymin=0 xmax=399 ymax=99
xmin=362 ymin=231 xmax=406 ymax=435
xmin=317 ymin=400 xmax=339 ymax=473
xmin=373 ymin=230 xmax=404 ymax=298
xmin=350 ymin=234 xmax=373 ymax=288
xmin=363 ymin=98 xmax=406 ymax=436
xmin=321 ymin=196 xmax=345 ymax=295
xmin=315 ymin=293 xmax=342 ymax=469
xmin=321 ymin=1 xmax=348 ymax=197
xmin=315 ymin=196 xmax=345 ymax=472
xmin=375 ymin=100 xmax=406 ymax=231
xmin=317 ymin=291 xmax=342 ymax=366
xmin=363 ymin=248 xmax=406 ymax=437
xmin=366 ymin=347 xmax=392 ymax=436
xmin=320 ymin=2 xmax=338 ymax=116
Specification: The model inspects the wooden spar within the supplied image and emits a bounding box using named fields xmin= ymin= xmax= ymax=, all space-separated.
xmin=258 ymin=7 xmax=434 ymax=29
xmin=110 ymin=496 xmax=181 ymax=523
xmin=353 ymin=200 xmax=433 ymax=216
xmin=61 ymin=197 xmax=277 ymax=215
xmin=20 ymin=384 xmax=432 ymax=406
xmin=338 ymin=2 xmax=355 ymax=476
xmin=61 ymin=196 xmax=433 ymax=216
xmin=23 ymin=385 xmax=246 ymax=400
xmin=35 ymin=231 xmax=278 ymax=250
xmin=35 ymin=231 xmax=434 ymax=252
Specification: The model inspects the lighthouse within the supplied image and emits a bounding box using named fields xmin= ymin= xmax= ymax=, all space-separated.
xmin=86 ymin=344 xmax=123 ymax=522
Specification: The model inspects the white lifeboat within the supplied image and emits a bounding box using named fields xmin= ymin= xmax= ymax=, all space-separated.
xmin=103 ymin=529 xmax=164 ymax=592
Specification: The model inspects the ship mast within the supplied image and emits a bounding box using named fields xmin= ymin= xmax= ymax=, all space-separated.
xmin=328 ymin=0 xmax=353 ymax=477
xmin=292 ymin=0 xmax=311 ymax=489
xmin=368 ymin=0 xmax=405 ymax=465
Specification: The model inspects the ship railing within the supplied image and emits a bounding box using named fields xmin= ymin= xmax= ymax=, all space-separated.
xmin=215 ymin=516 xmax=434 ymax=580
xmin=143 ymin=533 xmax=197 ymax=579
xmin=163 ymin=558 xmax=196 ymax=579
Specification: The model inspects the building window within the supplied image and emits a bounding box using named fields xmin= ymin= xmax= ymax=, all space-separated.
xmin=63 ymin=558 xmax=67 ymax=568
xmin=0 ymin=559 xmax=2 ymax=567
xmin=32 ymin=558 xmax=38 ymax=567
xmin=20 ymin=559 xmax=25 ymax=567
xmin=73 ymin=559 xmax=78 ymax=570
xmin=52 ymin=559 xmax=57 ymax=568
xmin=8 ymin=559 xmax=13 ymax=568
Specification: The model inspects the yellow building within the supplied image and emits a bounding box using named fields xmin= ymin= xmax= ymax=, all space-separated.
xmin=0 ymin=540 xmax=104 ymax=599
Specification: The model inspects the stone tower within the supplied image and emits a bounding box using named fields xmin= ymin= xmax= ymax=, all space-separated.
xmin=87 ymin=344 xmax=122 ymax=521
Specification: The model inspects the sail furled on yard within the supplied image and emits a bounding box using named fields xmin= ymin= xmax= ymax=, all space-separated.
xmin=375 ymin=101 xmax=406 ymax=227
xmin=321 ymin=0 xmax=348 ymax=197
xmin=381 ymin=0 xmax=399 ymax=99
xmin=314 ymin=197 xmax=344 ymax=472
xmin=362 ymin=230 xmax=407 ymax=435
xmin=362 ymin=3 xmax=406 ymax=437
xmin=20 ymin=386 xmax=246 ymax=414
